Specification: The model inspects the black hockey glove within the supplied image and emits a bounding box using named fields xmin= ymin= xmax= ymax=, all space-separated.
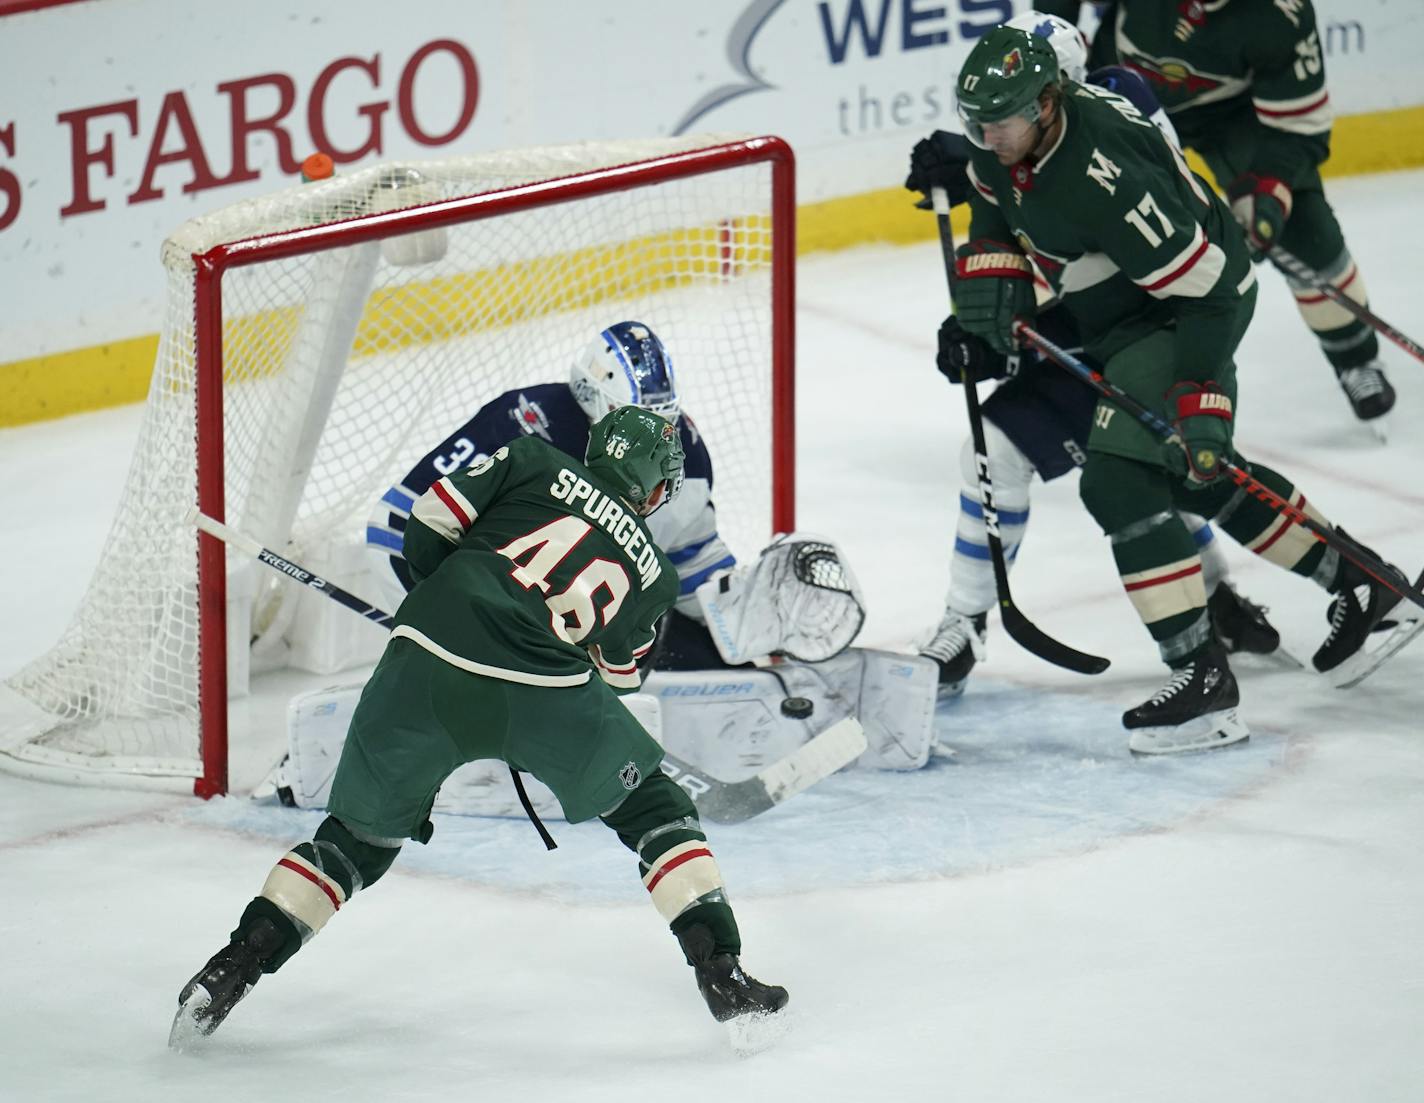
xmin=1164 ymin=380 xmax=1234 ymax=486
xmin=905 ymin=130 xmax=974 ymax=208
xmin=937 ymin=315 xmax=1007 ymax=384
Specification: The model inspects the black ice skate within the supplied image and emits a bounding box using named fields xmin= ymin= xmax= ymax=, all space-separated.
xmin=1123 ymin=643 xmax=1249 ymax=755
xmin=1314 ymin=545 xmax=1424 ymax=689
xmin=1337 ymin=361 xmax=1395 ymax=433
xmin=1208 ymin=583 xmax=1281 ymax=655
xmin=169 ymin=917 xmax=284 ymax=1050
xmin=920 ymin=609 xmax=987 ymax=698
xmin=678 ymin=924 xmax=788 ymax=1026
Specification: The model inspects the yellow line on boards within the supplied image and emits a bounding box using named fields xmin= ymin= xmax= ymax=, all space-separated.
xmin=4 ymin=105 xmax=1420 ymax=429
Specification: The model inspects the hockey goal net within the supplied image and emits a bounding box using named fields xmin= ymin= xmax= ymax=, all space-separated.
xmin=0 ymin=134 xmax=795 ymax=796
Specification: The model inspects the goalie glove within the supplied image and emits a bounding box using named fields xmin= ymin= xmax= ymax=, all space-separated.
xmin=1226 ymin=173 xmax=1292 ymax=261
xmin=1165 ymin=380 xmax=1233 ymax=486
xmin=952 ymin=240 xmax=1036 ymax=355
xmin=696 ymin=533 xmax=866 ymax=664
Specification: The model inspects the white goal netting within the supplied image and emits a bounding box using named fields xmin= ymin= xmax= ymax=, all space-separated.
xmin=0 ymin=135 xmax=790 ymax=790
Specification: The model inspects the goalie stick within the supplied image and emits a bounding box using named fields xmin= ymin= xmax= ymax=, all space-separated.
xmin=1012 ymin=322 xmax=1424 ymax=614
xmin=186 ymin=509 xmax=868 ymax=824
xmin=1267 ymin=245 xmax=1424 ymax=367
xmin=929 ymin=187 xmax=1110 ymax=676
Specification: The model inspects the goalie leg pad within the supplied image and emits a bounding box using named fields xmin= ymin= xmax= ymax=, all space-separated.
xmin=697 ymin=532 xmax=866 ymax=664
xmin=645 ymin=649 xmax=937 ymax=774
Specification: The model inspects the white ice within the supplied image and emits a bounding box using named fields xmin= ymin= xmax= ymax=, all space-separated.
xmin=2 ymin=170 xmax=1422 ymax=1103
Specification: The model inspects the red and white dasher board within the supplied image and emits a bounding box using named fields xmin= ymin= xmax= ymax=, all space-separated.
xmin=2 ymin=0 xmax=1420 ymax=362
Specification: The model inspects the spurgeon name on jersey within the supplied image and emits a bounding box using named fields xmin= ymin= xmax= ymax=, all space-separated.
xmin=547 ymin=469 xmax=664 ymax=590
xmin=395 ymin=435 xmax=678 ymax=693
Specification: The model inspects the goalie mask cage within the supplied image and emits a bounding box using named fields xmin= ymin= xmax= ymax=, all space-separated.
xmin=0 ymin=134 xmax=795 ymax=797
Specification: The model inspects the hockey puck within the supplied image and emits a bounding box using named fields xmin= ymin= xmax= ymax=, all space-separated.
xmin=780 ymin=696 xmax=814 ymax=719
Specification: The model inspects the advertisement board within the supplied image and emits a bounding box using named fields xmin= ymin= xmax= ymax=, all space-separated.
xmin=1 ymin=0 xmax=1420 ymax=417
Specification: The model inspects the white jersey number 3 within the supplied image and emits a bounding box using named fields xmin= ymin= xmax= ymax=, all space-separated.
xmin=496 ymin=515 xmax=631 ymax=643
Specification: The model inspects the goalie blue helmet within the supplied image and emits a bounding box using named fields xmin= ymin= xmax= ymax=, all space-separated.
xmin=570 ymin=321 xmax=680 ymax=424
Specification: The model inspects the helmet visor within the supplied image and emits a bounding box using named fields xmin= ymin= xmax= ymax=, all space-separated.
xmin=956 ymin=97 xmax=1042 ymax=153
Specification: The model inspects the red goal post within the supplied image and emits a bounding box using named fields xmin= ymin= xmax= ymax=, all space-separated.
xmin=2 ymin=135 xmax=796 ymax=798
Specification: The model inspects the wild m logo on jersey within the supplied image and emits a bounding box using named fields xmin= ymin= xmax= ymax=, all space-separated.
xmin=1087 ymin=148 xmax=1123 ymax=195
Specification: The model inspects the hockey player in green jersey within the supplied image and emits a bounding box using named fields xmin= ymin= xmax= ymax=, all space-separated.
xmin=943 ymin=26 xmax=1417 ymax=752
xmin=171 ymin=406 xmax=787 ymax=1047
xmin=1038 ymin=0 xmax=1395 ymax=426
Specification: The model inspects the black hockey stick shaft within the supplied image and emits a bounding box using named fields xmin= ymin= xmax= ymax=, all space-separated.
xmin=187 ymin=508 xmax=396 ymax=628
xmin=930 ymin=188 xmax=1109 ymax=674
xmin=1267 ymin=245 xmax=1424 ymax=366
xmin=1014 ymin=322 xmax=1424 ymax=612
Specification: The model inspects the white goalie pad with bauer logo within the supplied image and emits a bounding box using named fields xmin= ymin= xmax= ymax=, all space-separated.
xmin=648 ymin=649 xmax=937 ymax=777
xmin=267 ymin=648 xmax=935 ymax=822
xmin=697 ymin=532 xmax=867 ymax=664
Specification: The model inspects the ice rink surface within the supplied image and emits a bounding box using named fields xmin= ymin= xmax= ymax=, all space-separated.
xmin=2 ymin=169 xmax=1422 ymax=1102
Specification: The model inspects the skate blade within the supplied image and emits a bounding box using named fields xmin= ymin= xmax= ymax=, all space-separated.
xmin=936 ymin=679 xmax=968 ymax=701
xmin=1232 ymin=646 xmax=1305 ymax=672
xmin=168 ymin=986 xmax=215 ymax=1052
xmin=1328 ymin=613 xmax=1424 ymax=689
xmin=1128 ymin=708 xmax=1250 ymax=755
xmin=1365 ymin=414 xmax=1389 ymax=444
xmin=725 ymin=1006 xmax=792 ymax=1057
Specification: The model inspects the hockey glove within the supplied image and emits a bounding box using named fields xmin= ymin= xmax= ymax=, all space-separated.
xmin=952 ymin=240 xmax=1036 ymax=356
xmin=1226 ymin=173 xmax=1292 ymax=261
xmin=937 ymin=314 xmax=1007 ymax=384
xmin=1165 ymin=380 xmax=1233 ymax=486
xmin=905 ymin=130 xmax=974 ymax=208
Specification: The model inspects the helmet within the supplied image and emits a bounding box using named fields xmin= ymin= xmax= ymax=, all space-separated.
xmin=585 ymin=406 xmax=686 ymax=516
xmin=570 ymin=321 xmax=680 ymax=424
xmin=955 ymin=26 xmax=1061 ymax=150
xmin=1004 ymin=11 xmax=1089 ymax=84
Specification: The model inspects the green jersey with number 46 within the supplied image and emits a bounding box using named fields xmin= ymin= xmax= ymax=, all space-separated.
xmin=965 ymin=82 xmax=1255 ymax=383
xmin=395 ymin=434 xmax=678 ymax=693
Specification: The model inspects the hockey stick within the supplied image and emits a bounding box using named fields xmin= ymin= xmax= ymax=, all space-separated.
xmin=187 ymin=508 xmax=395 ymax=628
xmin=660 ymin=717 xmax=867 ymax=824
xmin=1013 ymin=322 xmax=1424 ymax=613
xmin=1267 ymin=245 xmax=1424 ymax=366
xmin=929 ymin=187 xmax=1110 ymax=675
xmin=187 ymin=508 xmax=867 ymax=822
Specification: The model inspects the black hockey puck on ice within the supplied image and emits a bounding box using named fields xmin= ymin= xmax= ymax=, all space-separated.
xmin=780 ymin=696 xmax=814 ymax=719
